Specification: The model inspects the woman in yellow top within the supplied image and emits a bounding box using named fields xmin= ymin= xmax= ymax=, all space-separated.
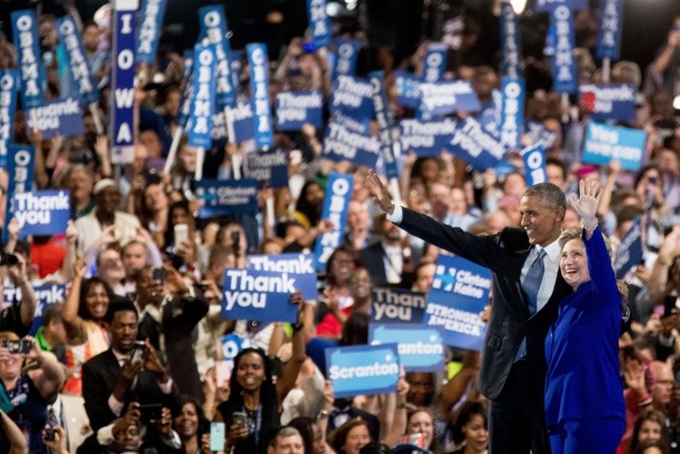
xmin=61 ymin=260 xmax=114 ymax=395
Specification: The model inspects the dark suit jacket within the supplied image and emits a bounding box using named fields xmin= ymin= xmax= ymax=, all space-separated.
xmin=399 ymin=208 xmax=572 ymax=400
xmin=81 ymin=349 xmax=179 ymax=431
xmin=359 ymin=241 xmax=413 ymax=288
xmin=162 ymin=289 xmax=209 ymax=402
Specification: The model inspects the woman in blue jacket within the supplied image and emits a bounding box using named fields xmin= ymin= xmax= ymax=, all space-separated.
xmin=544 ymin=179 xmax=625 ymax=454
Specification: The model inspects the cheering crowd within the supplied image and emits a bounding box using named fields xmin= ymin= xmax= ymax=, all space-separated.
xmin=0 ymin=0 xmax=680 ymax=453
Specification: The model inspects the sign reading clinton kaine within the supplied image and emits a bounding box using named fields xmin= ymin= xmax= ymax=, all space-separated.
xmin=247 ymin=253 xmax=318 ymax=301
xmin=399 ymin=118 xmax=456 ymax=157
xmin=325 ymin=344 xmax=400 ymax=398
xmin=582 ymin=122 xmax=646 ymax=171
xmin=369 ymin=324 xmax=445 ymax=372
xmin=579 ymin=84 xmax=636 ymax=122
xmin=195 ymin=179 xmax=258 ymax=218
xmin=221 ymin=269 xmax=299 ymax=324
xmin=425 ymin=255 xmax=491 ymax=351
xmin=13 ymin=190 xmax=70 ymax=236
xmin=371 ymin=288 xmax=426 ymax=324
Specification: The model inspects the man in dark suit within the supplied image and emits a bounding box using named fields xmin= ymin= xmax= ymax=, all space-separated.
xmin=82 ymin=300 xmax=178 ymax=432
xmin=359 ymin=214 xmax=413 ymax=288
xmin=368 ymin=170 xmax=572 ymax=454
xmin=135 ymin=265 xmax=209 ymax=402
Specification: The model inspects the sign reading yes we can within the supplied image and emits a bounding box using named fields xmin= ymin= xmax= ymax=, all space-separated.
xmin=221 ymin=269 xmax=299 ymax=324
xmin=582 ymin=122 xmax=646 ymax=171
xmin=247 ymin=253 xmax=318 ymax=301
xmin=371 ymin=288 xmax=426 ymax=324
xmin=369 ymin=324 xmax=445 ymax=372
xmin=325 ymin=344 xmax=401 ymax=398
xmin=425 ymin=255 xmax=491 ymax=351
xmin=13 ymin=190 xmax=70 ymax=236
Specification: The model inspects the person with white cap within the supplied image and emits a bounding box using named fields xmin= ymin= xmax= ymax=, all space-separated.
xmin=75 ymin=179 xmax=141 ymax=254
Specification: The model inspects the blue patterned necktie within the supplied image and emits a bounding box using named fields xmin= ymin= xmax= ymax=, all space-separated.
xmin=522 ymin=248 xmax=547 ymax=314
xmin=515 ymin=249 xmax=547 ymax=362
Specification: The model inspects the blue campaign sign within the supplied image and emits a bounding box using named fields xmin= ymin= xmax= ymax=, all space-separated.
xmin=371 ymin=288 xmax=426 ymax=324
xmin=500 ymin=3 xmax=522 ymax=78
xmin=247 ymin=43 xmax=275 ymax=150
xmin=314 ymin=173 xmax=354 ymax=272
xmin=525 ymin=120 xmax=558 ymax=149
xmin=551 ymin=5 xmax=577 ymax=94
xmin=579 ymin=84 xmax=636 ymax=122
xmin=330 ymin=75 xmax=375 ymax=119
xmin=0 ymin=70 xmax=19 ymax=167
xmin=136 ymin=0 xmax=167 ymax=64
xmin=596 ymin=0 xmax=624 ymax=60
xmin=56 ymin=15 xmax=98 ymax=106
xmin=3 ymin=284 xmax=69 ymax=335
xmin=614 ymin=217 xmax=643 ymax=279
xmin=399 ymin=118 xmax=457 ymax=157
xmin=275 ymin=91 xmax=324 ymax=131
xmin=448 ymin=117 xmax=505 ymax=171
xmin=478 ymin=97 xmax=500 ymax=137
xmin=230 ymin=50 xmax=242 ymax=93
xmin=11 ymin=10 xmax=46 ymax=110
xmin=13 ymin=190 xmax=70 ymax=236
xmin=425 ymin=255 xmax=491 ymax=351
xmin=369 ymin=71 xmax=398 ymax=180
xmin=221 ymin=269 xmax=299 ymax=323
xmin=333 ymin=39 xmax=360 ymax=83
xmin=198 ymin=6 xmax=236 ymax=110
xmin=232 ymin=99 xmax=256 ymax=144
xmin=243 ymin=149 xmax=289 ymax=189
xmin=394 ymin=71 xmax=421 ymax=109
xmin=195 ymin=179 xmax=258 ymax=218
xmin=175 ymin=63 xmax=193 ymax=130
xmin=522 ymin=144 xmax=547 ymax=187
xmin=220 ymin=333 xmax=244 ymax=362
xmin=247 ymin=253 xmax=318 ymax=301
xmin=306 ymin=0 xmax=332 ymax=49
xmin=4 ymin=145 xmax=35 ymax=241
xmin=323 ymin=114 xmax=380 ymax=168
xmin=369 ymin=324 xmax=445 ymax=372
xmin=582 ymin=122 xmax=646 ymax=171
xmin=421 ymin=43 xmax=447 ymax=83
xmin=499 ymin=77 xmax=525 ymax=149
xmin=28 ymin=97 xmax=84 ymax=139
xmin=325 ymin=344 xmax=400 ymax=398
xmin=110 ymin=5 xmax=137 ymax=164
xmin=419 ymin=80 xmax=481 ymax=119
xmin=536 ymin=0 xmax=588 ymax=12
xmin=188 ymin=44 xmax=217 ymax=149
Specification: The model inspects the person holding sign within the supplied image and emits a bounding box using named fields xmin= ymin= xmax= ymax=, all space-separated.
xmin=215 ymin=291 xmax=307 ymax=454
xmin=367 ymin=169 xmax=571 ymax=454
xmin=544 ymin=180 xmax=625 ymax=453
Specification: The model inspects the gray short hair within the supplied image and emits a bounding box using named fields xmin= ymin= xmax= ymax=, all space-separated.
xmin=523 ymin=183 xmax=567 ymax=211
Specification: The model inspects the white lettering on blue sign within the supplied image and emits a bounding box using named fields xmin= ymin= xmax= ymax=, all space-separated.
xmin=329 ymin=362 xmax=399 ymax=380
xmin=58 ymin=17 xmax=94 ymax=98
xmin=15 ymin=14 xmax=40 ymax=98
xmin=137 ymin=0 xmax=162 ymax=55
xmin=248 ymin=255 xmax=314 ymax=274
xmin=0 ymin=73 xmax=16 ymax=141
xmin=14 ymin=150 xmax=32 ymax=193
xmin=554 ymin=6 xmax=573 ymax=83
xmin=500 ymin=80 xmax=522 ymax=147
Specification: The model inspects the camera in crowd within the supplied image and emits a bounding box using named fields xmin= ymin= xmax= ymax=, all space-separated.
xmin=2 ymin=339 xmax=32 ymax=355
xmin=0 ymin=252 xmax=19 ymax=267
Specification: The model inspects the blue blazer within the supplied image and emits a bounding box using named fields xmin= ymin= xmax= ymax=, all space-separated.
xmin=544 ymin=228 xmax=625 ymax=426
